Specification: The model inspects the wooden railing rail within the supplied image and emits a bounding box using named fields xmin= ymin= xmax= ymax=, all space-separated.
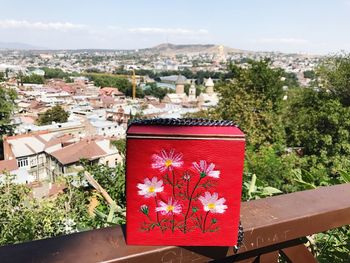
xmin=0 ymin=183 xmax=349 ymax=263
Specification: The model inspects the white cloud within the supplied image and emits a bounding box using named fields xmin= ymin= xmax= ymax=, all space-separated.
xmin=0 ymin=19 xmax=86 ymax=31
xmin=256 ymin=38 xmax=309 ymax=44
xmin=128 ymin=27 xmax=208 ymax=35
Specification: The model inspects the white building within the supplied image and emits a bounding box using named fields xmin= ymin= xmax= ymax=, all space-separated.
xmin=89 ymin=120 xmax=125 ymax=138
xmin=162 ymin=75 xmax=189 ymax=104
xmin=197 ymin=77 xmax=219 ymax=108
xmin=2 ymin=131 xmax=122 ymax=184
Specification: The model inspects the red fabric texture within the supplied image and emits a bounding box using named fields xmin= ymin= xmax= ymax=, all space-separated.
xmin=127 ymin=125 xmax=245 ymax=137
xmin=126 ymin=127 xmax=245 ymax=246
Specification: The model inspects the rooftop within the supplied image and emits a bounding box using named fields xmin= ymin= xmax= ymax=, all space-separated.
xmin=0 ymin=159 xmax=18 ymax=172
xmin=50 ymin=138 xmax=108 ymax=165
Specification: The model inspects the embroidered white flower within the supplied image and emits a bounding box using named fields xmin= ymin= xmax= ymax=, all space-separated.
xmin=137 ymin=177 xmax=164 ymax=198
xmin=155 ymin=198 xmax=182 ymax=215
xmin=192 ymin=160 xmax=220 ymax=178
xmin=198 ymin=192 xmax=227 ymax=214
xmin=152 ymin=149 xmax=183 ymax=172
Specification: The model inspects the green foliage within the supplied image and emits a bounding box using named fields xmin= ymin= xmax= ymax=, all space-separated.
xmin=143 ymin=83 xmax=173 ymax=100
xmin=0 ymin=173 xmax=91 ymax=245
xmin=0 ymin=86 xmax=17 ymax=137
xmin=87 ymin=74 xmax=129 ymax=91
xmin=245 ymin=145 xmax=301 ymax=193
xmin=79 ymin=162 xmax=126 ymax=226
xmin=283 ymin=72 xmax=299 ymax=87
xmin=0 ymin=162 xmax=127 ymax=245
xmin=317 ymin=53 xmax=350 ymax=106
xmin=303 ymin=70 xmax=316 ymax=79
xmin=285 ymin=87 xmax=350 ymax=181
xmin=112 ymin=68 xmax=235 ymax=84
xmin=37 ymin=105 xmax=69 ymax=126
xmin=227 ymin=59 xmax=285 ymax=106
xmin=86 ymin=73 xmax=146 ymax=98
xmin=185 ymin=56 xmax=350 ymax=261
xmin=82 ymin=163 xmax=125 ymax=208
xmin=216 ymin=59 xmax=286 ymax=148
xmin=0 ymin=72 xmax=4 ymax=81
xmin=242 ymin=173 xmax=282 ymax=201
xmin=315 ymin=226 xmax=350 ymax=263
xmin=111 ymin=139 xmax=126 ymax=156
xmin=22 ymin=74 xmax=45 ymax=84
xmin=41 ymin=67 xmax=69 ymax=79
xmin=124 ymin=86 xmax=145 ymax=98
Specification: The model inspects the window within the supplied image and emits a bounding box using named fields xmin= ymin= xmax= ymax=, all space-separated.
xmin=30 ymin=157 xmax=37 ymax=167
xmin=106 ymin=160 xmax=109 ymax=166
xmin=17 ymin=157 xmax=28 ymax=167
xmin=102 ymin=128 xmax=105 ymax=131
xmin=38 ymin=155 xmax=44 ymax=164
xmin=108 ymin=127 xmax=111 ymax=130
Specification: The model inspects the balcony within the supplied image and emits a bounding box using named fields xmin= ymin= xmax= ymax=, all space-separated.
xmin=0 ymin=183 xmax=349 ymax=262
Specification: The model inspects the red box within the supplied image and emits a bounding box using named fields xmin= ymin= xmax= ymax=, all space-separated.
xmin=126 ymin=119 xmax=245 ymax=246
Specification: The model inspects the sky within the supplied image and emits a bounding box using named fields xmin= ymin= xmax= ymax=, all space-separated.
xmin=1 ymin=0 xmax=350 ymax=54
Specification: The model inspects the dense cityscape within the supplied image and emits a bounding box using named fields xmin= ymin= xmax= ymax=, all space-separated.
xmin=0 ymin=44 xmax=321 ymax=186
xmin=0 ymin=1 xmax=350 ymax=262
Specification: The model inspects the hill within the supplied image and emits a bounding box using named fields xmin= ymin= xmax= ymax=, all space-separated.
xmin=0 ymin=42 xmax=46 ymax=50
xmin=141 ymin=43 xmax=247 ymax=56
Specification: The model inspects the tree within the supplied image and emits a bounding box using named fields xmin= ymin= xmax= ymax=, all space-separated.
xmin=22 ymin=74 xmax=45 ymax=84
xmin=41 ymin=67 xmax=70 ymax=79
xmin=285 ymin=87 xmax=350 ymax=180
xmin=283 ymin=72 xmax=299 ymax=87
xmin=0 ymin=173 xmax=91 ymax=245
xmin=0 ymin=86 xmax=17 ymax=158
xmin=37 ymin=105 xmax=69 ymax=125
xmin=111 ymin=139 xmax=126 ymax=156
xmin=215 ymin=59 xmax=286 ymax=148
xmin=124 ymin=86 xmax=145 ymax=98
xmin=317 ymin=53 xmax=350 ymax=106
xmin=0 ymin=72 xmax=4 ymax=81
xmin=303 ymin=70 xmax=316 ymax=80
xmin=282 ymin=54 xmax=350 ymax=190
xmin=0 ymin=158 xmax=128 ymax=246
xmin=143 ymin=83 xmax=172 ymax=100
xmin=5 ymin=68 xmax=9 ymax=79
xmin=0 ymin=86 xmax=17 ymax=136
xmin=87 ymin=74 xmax=131 ymax=93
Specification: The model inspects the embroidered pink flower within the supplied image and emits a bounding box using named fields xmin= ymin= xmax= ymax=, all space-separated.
xmin=152 ymin=149 xmax=183 ymax=172
xmin=198 ymin=192 xmax=227 ymax=214
xmin=192 ymin=160 xmax=220 ymax=178
xmin=137 ymin=177 xmax=164 ymax=198
xmin=155 ymin=198 xmax=182 ymax=215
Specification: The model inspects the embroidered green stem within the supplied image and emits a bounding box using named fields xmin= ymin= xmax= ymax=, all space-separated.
xmin=186 ymin=179 xmax=190 ymax=199
xmin=171 ymin=169 xmax=175 ymax=198
xmin=154 ymin=196 xmax=160 ymax=226
xmin=202 ymin=211 xmax=210 ymax=233
xmin=172 ymin=213 xmax=175 ymax=233
xmin=183 ymin=177 xmax=202 ymax=233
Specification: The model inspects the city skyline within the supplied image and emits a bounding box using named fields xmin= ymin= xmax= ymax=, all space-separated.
xmin=1 ymin=0 xmax=350 ymax=54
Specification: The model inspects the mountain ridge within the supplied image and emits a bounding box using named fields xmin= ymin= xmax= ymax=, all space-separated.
xmin=142 ymin=43 xmax=248 ymax=55
xmin=0 ymin=42 xmax=47 ymax=50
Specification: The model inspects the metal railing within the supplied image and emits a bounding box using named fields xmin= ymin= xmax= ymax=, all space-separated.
xmin=0 ymin=183 xmax=349 ymax=263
